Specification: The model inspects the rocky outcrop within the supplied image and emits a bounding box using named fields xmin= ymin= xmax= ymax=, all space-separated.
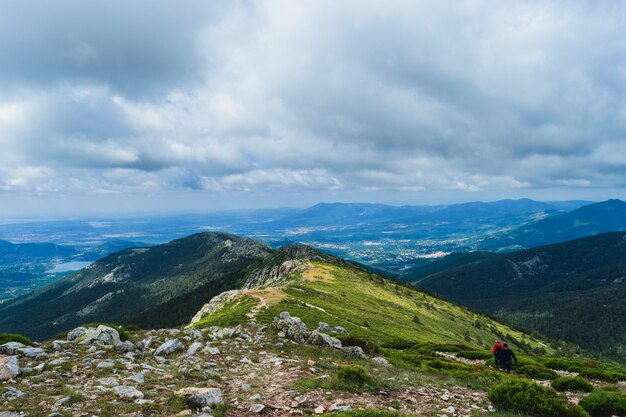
xmin=244 ymin=259 xmax=307 ymax=289
xmin=308 ymin=331 xmax=342 ymax=349
xmin=273 ymin=312 xmax=309 ymax=343
xmin=190 ymin=289 xmax=244 ymax=325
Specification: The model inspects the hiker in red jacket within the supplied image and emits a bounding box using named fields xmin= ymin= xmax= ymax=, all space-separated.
xmin=492 ymin=340 xmax=504 ymax=369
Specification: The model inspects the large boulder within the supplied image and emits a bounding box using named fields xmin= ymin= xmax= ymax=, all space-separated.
xmin=112 ymin=385 xmax=144 ymax=400
xmin=67 ymin=327 xmax=87 ymax=341
xmin=307 ymin=331 xmax=342 ymax=349
xmin=95 ymin=325 xmax=121 ymax=346
xmin=341 ymin=346 xmax=367 ymax=359
xmin=273 ymin=312 xmax=309 ymax=343
xmin=0 ymin=356 xmax=20 ymax=381
xmin=175 ymin=387 xmax=223 ymax=408
xmin=154 ymin=339 xmax=183 ymax=356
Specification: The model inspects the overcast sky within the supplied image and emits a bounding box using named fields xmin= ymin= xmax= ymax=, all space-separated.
xmin=1 ymin=0 xmax=625 ymax=217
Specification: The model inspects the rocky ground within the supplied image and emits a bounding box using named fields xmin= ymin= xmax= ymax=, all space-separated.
xmin=1 ymin=315 xmax=498 ymax=417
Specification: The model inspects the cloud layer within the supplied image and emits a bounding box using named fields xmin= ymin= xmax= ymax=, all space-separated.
xmin=1 ymin=0 xmax=626 ymax=210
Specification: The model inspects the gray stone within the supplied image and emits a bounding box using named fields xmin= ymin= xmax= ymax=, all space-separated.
xmin=55 ymin=396 xmax=70 ymax=406
xmin=185 ymin=328 xmax=203 ymax=339
xmin=155 ymin=339 xmax=183 ymax=356
xmin=249 ymin=404 xmax=265 ymax=413
xmin=186 ymin=342 xmax=203 ymax=355
xmin=17 ymin=347 xmax=45 ymax=358
xmin=95 ymin=325 xmax=121 ymax=346
xmin=113 ymin=385 xmax=144 ymax=399
xmin=316 ymin=322 xmax=332 ymax=333
xmin=273 ymin=312 xmax=309 ymax=343
xmin=0 ymin=356 xmax=20 ymax=380
xmin=331 ymin=326 xmax=348 ymax=334
xmin=341 ymin=346 xmax=367 ymax=359
xmin=128 ymin=372 xmax=145 ymax=384
xmin=136 ymin=337 xmax=154 ymax=351
xmin=115 ymin=340 xmax=134 ymax=354
xmin=307 ymin=331 xmax=342 ymax=349
xmin=67 ymin=327 xmax=87 ymax=341
xmin=52 ymin=340 xmax=71 ymax=351
xmin=96 ymin=360 xmax=115 ymax=369
xmin=248 ymin=393 xmax=262 ymax=401
xmin=176 ymin=387 xmax=224 ymax=407
xmin=4 ymin=386 xmax=27 ymax=399
xmin=0 ymin=342 xmax=25 ymax=355
xmin=98 ymin=377 xmax=119 ymax=387
xmin=0 ymin=413 xmax=22 ymax=417
xmin=371 ymin=357 xmax=391 ymax=366
xmin=241 ymin=383 xmax=251 ymax=392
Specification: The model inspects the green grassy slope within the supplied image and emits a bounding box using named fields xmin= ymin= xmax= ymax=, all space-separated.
xmin=193 ymin=259 xmax=551 ymax=355
xmin=416 ymin=232 xmax=626 ymax=362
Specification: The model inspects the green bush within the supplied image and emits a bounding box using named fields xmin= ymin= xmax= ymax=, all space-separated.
xmin=517 ymin=364 xmax=559 ymax=380
xmin=552 ymin=376 xmax=594 ymax=393
xmin=0 ymin=333 xmax=33 ymax=346
xmin=538 ymin=357 xmax=584 ymax=372
xmin=122 ymin=324 xmax=142 ymax=332
xmin=580 ymin=369 xmax=626 ymax=383
xmin=488 ymin=379 xmax=589 ymax=417
xmin=337 ymin=365 xmax=370 ymax=386
xmin=579 ymin=390 xmax=626 ymax=417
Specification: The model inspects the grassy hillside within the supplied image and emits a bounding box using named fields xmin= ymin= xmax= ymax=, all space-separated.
xmin=192 ymin=258 xmax=552 ymax=359
xmin=0 ymin=232 xmax=272 ymax=340
xmin=417 ymin=232 xmax=626 ymax=363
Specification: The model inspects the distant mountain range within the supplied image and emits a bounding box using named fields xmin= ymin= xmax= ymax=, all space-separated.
xmin=481 ymin=199 xmax=626 ymax=251
xmin=416 ymin=231 xmax=626 ymax=362
xmin=0 ymin=233 xmax=271 ymax=340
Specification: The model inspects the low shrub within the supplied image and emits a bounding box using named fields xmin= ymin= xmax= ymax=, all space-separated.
xmin=552 ymin=376 xmax=594 ymax=393
xmin=337 ymin=365 xmax=370 ymax=385
xmin=122 ymin=324 xmax=142 ymax=332
xmin=0 ymin=333 xmax=33 ymax=346
xmin=488 ymin=379 xmax=589 ymax=417
xmin=579 ymin=390 xmax=626 ymax=417
xmin=580 ymin=369 xmax=626 ymax=383
xmin=517 ymin=364 xmax=559 ymax=380
xmin=537 ymin=357 xmax=584 ymax=372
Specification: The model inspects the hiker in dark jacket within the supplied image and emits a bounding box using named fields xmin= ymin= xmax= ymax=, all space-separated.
xmin=499 ymin=343 xmax=517 ymax=372
xmin=492 ymin=340 xmax=503 ymax=369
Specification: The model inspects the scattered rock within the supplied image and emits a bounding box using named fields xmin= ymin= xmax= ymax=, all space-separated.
xmin=17 ymin=347 xmax=45 ymax=359
xmin=113 ymin=385 xmax=144 ymax=399
xmin=155 ymin=339 xmax=183 ymax=356
xmin=249 ymin=404 xmax=265 ymax=413
xmin=96 ymin=360 xmax=115 ymax=369
xmin=0 ymin=342 xmax=25 ymax=355
xmin=273 ymin=312 xmax=308 ymax=343
xmin=98 ymin=377 xmax=120 ymax=387
xmin=128 ymin=372 xmax=145 ymax=384
xmin=175 ymin=387 xmax=224 ymax=407
xmin=3 ymin=386 xmax=27 ymax=399
xmin=0 ymin=356 xmax=20 ymax=380
xmin=371 ymin=357 xmax=391 ymax=366
xmin=307 ymin=331 xmax=342 ymax=349
xmin=314 ymin=405 xmax=325 ymax=414
xmin=186 ymin=341 xmax=203 ymax=355
xmin=341 ymin=346 xmax=367 ymax=359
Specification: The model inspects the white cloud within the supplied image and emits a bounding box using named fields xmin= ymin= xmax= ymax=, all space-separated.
xmin=1 ymin=0 xmax=625 ymax=213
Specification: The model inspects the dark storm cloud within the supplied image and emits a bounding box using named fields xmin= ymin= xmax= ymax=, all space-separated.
xmin=1 ymin=0 xmax=626 ymax=202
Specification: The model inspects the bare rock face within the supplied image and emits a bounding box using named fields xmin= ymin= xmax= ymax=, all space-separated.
xmin=0 ymin=356 xmax=20 ymax=381
xmin=244 ymin=259 xmax=307 ymax=289
xmin=190 ymin=289 xmax=244 ymax=325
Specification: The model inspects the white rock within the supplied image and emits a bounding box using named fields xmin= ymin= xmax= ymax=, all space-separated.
xmin=249 ymin=404 xmax=265 ymax=413
xmin=113 ymin=385 xmax=144 ymax=399
xmin=155 ymin=339 xmax=183 ymax=356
